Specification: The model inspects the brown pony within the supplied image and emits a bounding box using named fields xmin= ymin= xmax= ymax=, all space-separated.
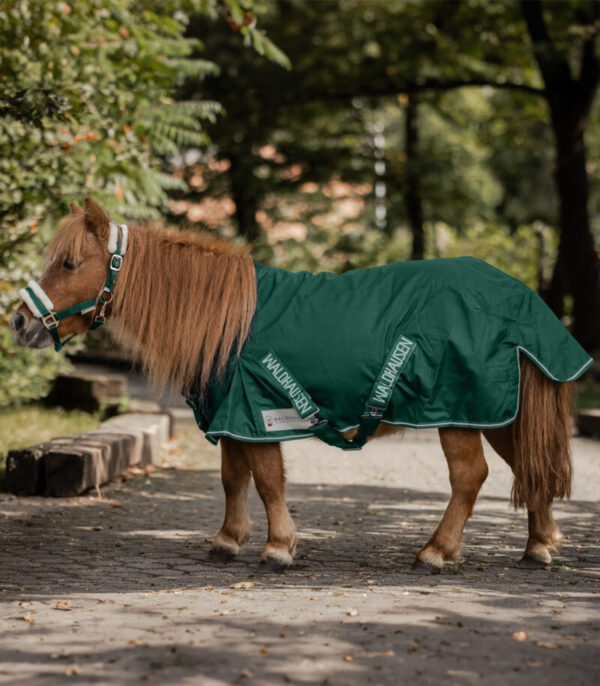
xmin=11 ymin=199 xmax=573 ymax=573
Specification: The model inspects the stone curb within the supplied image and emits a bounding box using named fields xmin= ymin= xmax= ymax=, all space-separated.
xmin=577 ymin=409 xmax=600 ymax=440
xmin=5 ymin=413 xmax=170 ymax=497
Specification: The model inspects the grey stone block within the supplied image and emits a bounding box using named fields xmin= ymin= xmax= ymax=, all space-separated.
xmin=5 ymin=413 xmax=169 ymax=497
xmin=578 ymin=409 xmax=600 ymax=439
xmin=44 ymin=433 xmax=135 ymax=497
xmin=100 ymin=413 xmax=170 ymax=465
xmin=46 ymin=372 xmax=127 ymax=413
xmin=5 ymin=437 xmax=77 ymax=495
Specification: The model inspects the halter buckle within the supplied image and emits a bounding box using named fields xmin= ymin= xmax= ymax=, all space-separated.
xmin=110 ymin=254 xmax=123 ymax=272
xmin=42 ymin=312 xmax=58 ymax=330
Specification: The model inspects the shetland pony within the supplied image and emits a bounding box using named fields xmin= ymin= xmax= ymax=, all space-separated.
xmin=11 ymin=199 xmax=573 ymax=573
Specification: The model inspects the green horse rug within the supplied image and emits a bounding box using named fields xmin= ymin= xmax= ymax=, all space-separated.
xmin=185 ymin=257 xmax=593 ymax=450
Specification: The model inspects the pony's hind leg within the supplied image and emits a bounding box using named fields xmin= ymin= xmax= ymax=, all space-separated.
xmin=245 ymin=442 xmax=297 ymax=571
xmin=413 ymin=428 xmax=488 ymax=574
xmin=210 ymin=437 xmax=252 ymax=561
xmin=483 ymin=427 xmax=563 ymax=567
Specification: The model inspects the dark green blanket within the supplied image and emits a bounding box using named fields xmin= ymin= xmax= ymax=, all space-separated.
xmin=185 ymin=257 xmax=593 ymax=450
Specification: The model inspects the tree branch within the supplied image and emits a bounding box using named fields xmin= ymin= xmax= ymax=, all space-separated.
xmin=225 ymin=77 xmax=545 ymax=121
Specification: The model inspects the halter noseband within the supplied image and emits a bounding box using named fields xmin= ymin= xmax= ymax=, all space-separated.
xmin=18 ymin=221 xmax=128 ymax=352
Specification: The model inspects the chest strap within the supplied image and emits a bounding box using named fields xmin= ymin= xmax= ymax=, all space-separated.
xmin=257 ymin=334 xmax=416 ymax=451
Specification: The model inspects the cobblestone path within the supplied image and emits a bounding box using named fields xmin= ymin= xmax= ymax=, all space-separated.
xmin=1 ymin=423 xmax=598 ymax=685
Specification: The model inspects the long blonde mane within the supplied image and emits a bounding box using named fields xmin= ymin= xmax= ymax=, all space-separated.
xmin=48 ymin=217 xmax=258 ymax=395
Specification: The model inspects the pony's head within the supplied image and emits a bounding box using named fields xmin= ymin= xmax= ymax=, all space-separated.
xmin=10 ymin=198 xmax=119 ymax=350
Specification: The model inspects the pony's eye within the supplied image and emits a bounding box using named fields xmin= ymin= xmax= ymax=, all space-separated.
xmin=63 ymin=259 xmax=79 ymax=271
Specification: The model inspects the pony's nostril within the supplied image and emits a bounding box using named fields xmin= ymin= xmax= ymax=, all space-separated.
xmin=10 ymin=311 xmax=26 ymax=333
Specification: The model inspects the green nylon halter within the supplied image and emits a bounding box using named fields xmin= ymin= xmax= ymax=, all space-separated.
xmin=22 ymin=238 xmax=125 ymax=352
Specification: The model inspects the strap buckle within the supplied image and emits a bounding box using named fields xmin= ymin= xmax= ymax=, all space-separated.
xmin=110 ymin=254 xmax=123 ymax=272
xmin=41 ymin=312 xmax=58 ymax=330
xmin=364 ymin=403 xmax=384 ymax=418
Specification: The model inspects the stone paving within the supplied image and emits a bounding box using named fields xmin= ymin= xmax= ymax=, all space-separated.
xmin=0 ymin=420 xmax=598 ymax=685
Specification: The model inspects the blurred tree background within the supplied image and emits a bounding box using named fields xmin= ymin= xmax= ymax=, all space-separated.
xmin=1 ymin=0 xmax=598 ymax=407
xmin=0 ymin=0 xmax=285 ymax=405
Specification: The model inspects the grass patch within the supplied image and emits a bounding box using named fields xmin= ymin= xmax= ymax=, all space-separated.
xmin=0 ymin=405 xmax=99 ymax=484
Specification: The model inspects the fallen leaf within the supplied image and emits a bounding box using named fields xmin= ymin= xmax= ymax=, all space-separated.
xmin=229 ymin=581 xmax=255 ymax=590
xmin=513 ymin=631 xmax=528 ymax=642
xmin=536 ymin=641 xmax=561 ymax=649
xmin=346 ymin=609 xmax=358 ymax=616
xmin=343 ymin=656 xmax=353 ymax=662
xmin=10 ymin=615 xmax=36 ymax=625
xmin=259 ymin=647 xmax=268 ymax=654
xmin=65 ymin=665 xmax=80 ymax=676
xmin=55 ymin=601 xmax=72 ymax=611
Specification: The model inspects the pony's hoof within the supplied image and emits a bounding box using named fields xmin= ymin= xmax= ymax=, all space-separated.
xmin=259 ymin=546 xmax=293 ymax=573
xmin=259 ymin=556 xmax=290 ymax=573
xmin=411 ymin=559 xmax=442 ymax=575
xmin=519 ymin=554 xmax=550 ymax=570
xmin=209 ymin=546 xmax=237 ymax=563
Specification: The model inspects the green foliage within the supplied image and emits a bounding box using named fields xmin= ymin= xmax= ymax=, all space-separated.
xmin=0 ymin=326 xmax=69 ymax=408
xmin=0 ymin=0 xmax=217 ymax=406
xmin=0 ymin=0 xmax=288 ymax=407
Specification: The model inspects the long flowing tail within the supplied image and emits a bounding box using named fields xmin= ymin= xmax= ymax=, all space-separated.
xmin=511 ymin=356 xmax=573 ymax=509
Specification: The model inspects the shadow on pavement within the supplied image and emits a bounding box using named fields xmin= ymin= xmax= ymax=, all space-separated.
xmin=1 ymin=466 xmax=598 ymax=596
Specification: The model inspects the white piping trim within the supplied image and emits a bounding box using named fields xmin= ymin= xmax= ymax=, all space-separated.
xmin=27 ymin=279 xmax=54 ymax=311
xmin=108 ymin=221 xmax=119 ymax=254
xmin=517 ymin=345 xmax=593 ymax=382
xmin=19 ymin=288 xmax=42 ymax=318
xmin=80 ymin=305 xmax=96 ymax=314
xmin=206 ymin=429 xmax=314 ymax=443
xmin=202 ymin=346 xmax=594 ymax=444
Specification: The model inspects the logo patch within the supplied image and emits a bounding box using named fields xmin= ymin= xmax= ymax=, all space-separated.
xmin=261 ymin=408 xmax=316 ymax=432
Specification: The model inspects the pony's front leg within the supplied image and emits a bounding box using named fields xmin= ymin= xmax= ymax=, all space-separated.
xmin=210 ymin=438 xmax=252 ymax=561
xmin=413 ymin=428 xmax=488 ymax=574
xmin=245 ymin=441 xmax=297 ymax=571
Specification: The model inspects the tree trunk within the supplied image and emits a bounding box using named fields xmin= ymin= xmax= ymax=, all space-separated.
xmin=404 ymin=95 xmax=425 ymax=260
xmin=549 ymin=113 xmax=600 ymax=349
xmin=521 ymin=0 xmax=599 ymax=349
xmin=229 ymin=154 xmax=261 ymax=243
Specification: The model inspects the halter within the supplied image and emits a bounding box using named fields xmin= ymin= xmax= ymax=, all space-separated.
xmin=18 ymin=221 xmax=129 ymax=352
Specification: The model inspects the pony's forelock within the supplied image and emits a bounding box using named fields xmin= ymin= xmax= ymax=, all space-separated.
xmin=45 ymin=213 xmax=92 ymax=266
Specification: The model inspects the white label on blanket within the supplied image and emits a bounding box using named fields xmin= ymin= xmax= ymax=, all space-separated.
xmin=261 ymin=408 xmax=314 ymax=432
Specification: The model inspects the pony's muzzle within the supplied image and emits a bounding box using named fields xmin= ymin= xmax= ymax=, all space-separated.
xmin=10 ymin=310 xmax=52 ymax=349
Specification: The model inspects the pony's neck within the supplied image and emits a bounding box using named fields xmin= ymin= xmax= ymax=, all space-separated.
xmin=111 ymin=223 xmax=257 ymax=395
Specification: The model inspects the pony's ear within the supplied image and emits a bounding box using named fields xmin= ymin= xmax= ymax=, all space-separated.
xmin=69 ymin=202 xmax=83 ymax=216
xmin=84 ymin=198 xmax=109 ymax=240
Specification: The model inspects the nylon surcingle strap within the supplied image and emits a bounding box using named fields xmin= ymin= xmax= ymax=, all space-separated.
xmin=18 ymin=221 xmax=128 ymax=352
xmin=255 ymin=333 xmax=416 ymax=450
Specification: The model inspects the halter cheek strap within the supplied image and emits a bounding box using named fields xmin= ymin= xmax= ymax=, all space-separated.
xmin=18 ymin=221 xmax=129 ymax=352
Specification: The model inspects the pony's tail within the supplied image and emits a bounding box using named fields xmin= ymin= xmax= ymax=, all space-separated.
xmin=511 ymin=356 xmax=573 ymax=509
